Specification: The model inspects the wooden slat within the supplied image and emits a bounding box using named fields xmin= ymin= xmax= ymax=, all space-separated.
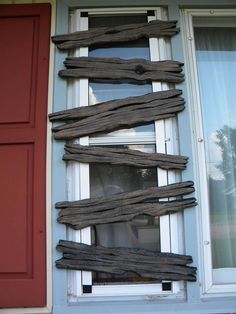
xmin=56 ymin=240 xmax=197 ymax=282
xmin=56 ymin=181 xmax=196 ymax=229
xmin=49 ymin=89 xmax=181 ymax=121
xmin=52 ymin=20 xmax=179 ymax=50
xmin=56 ymin=181 xmax=195 ymax=209
xmin=56 ymin=180 xmax=194 ymax=208
xmin=57 ymin=198 xmax=196 ymax=230
xmin=63 ymin=144 xmax=188 ymax=170
xmin=50 ymin=89 xmax=185 ymax=140
xmin=59 ymin=57 xmax=184 ymax=84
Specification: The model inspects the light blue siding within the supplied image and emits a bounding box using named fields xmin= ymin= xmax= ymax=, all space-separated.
xmin=52 ymin=1 xmax=236 ymax=313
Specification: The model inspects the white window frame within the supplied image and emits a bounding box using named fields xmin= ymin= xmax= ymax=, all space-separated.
xmin=66 ymin=7 xmax=185 ymax=302
xmin=181 ymin=8 xmax=236 ymax=296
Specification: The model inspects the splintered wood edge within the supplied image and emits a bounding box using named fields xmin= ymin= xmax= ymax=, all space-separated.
xmin=52 ymin=20 xmax=179 ymax=50
xmin=56 ymin=241 xmax=197 ymax=281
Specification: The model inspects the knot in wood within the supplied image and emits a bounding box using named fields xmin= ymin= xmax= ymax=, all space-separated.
xmin=135 ymin=65 xmax=146 ymax=75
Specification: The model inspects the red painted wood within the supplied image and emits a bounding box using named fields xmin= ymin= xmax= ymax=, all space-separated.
xmin=0 ymin=4 xmax=51 ymax=308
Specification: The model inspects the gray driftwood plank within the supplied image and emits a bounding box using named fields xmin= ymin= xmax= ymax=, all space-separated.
xmin=49 ymin=89 xmax=181 ymax=121
xmin=59 ymin=57 xmax=184 ymax=84
xmin=63 ymin=144 xmax=188 ymax=170
xmin=56 ymin=181 xmax=194 ymax=209
xmin=52 ymin=20 xmax=179 ymax=50
xmin=56 ymin=240 xmax=197 ymax=281
xmin=57 ymin=198 xmax=197 ymax=230
xmin=50 ymin=89 xmax=185 ymax=140
xmin=56 ymin=181 xmax=196 ymax=229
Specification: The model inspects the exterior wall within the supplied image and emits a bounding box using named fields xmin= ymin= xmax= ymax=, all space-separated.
xmin=2 ymin=0 xmax=235 ymax=313
xmin=0 ymin=1 xmax=56 ymax=314
xmin=52 ymin=0 xmax=236 ymax=313
xmin=51 ymin=0 xmax=236 ymax=313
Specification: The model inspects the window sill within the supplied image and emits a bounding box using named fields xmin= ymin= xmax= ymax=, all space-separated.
xmin=201 ymin=284 xmax=236 ymax=298
xmin=68 ymin=285 xmax=185 ymax=304
xmin=0 ymin=306 xmax=51 ymax=314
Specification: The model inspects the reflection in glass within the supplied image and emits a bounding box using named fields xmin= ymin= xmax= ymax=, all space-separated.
xmin=88 ymin=15 xmax=154 ymax=137
xmin=90 ymin=145 xmax=160 ymax=284
xmin=88 ymin=15 xmax=158 ymax=284
xmin=194 ymin=25 xmax=236 ymax=269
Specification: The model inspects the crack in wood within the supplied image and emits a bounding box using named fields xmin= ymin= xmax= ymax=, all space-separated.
xmin=50 ymin=89 xmax=185 ymax=140
xmin=56 ymin=240 xmax=197 ymax=281
xmin=52 ymin=20 xmax=179 ymax=50
xmin=63 ymin=144 xmax=188 ymax=170
xmin=56 ymin=181 xmax=196 ymax=230
xmin=59 ymin=57 xmax=184 ymax=84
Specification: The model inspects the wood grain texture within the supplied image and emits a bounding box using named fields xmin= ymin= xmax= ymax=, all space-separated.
xmin=56 ymin=181 xmax=196 ymax=229
xmin=56 ymin=181 xmax=195 ymax=209
xmin=56 ymin=240 xmax=197 ymax=281
xmin=59 ymin=57 xmax=184 ymax=84
xmin=49 ymin=89 xmax=181 ymax=121
xmin=57 ymin=198 xmax=197 ymax=230
xmin=52 ymin=20 xmax=179 ymax=50
xmin=50 ymin=89 xmax=185 ymax=140
xmin=63 ymin=144 xmax=188 ymax=170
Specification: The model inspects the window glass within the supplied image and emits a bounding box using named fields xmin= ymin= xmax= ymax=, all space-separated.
xmin=90 ymin=144 xmax=160 ymax=284
xmin=87 ymin=14 xmax=160 ymax=285
xmin=89 ymin=15 xmax=154 ymax=136
xmin=194 ymin=23 xmax=236 ymax=271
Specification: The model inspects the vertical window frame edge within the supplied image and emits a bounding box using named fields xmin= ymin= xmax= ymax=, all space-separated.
xmin=180 ymin=8 xmax=236 ymax=297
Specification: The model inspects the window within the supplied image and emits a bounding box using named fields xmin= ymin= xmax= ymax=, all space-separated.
xmin=66 ymin=7 xmax=184 ymax=301
xmin=182 ymin=9 xmax=236 ymax=294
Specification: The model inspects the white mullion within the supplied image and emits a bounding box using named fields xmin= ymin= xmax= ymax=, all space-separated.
xmin=159 ymin=8 xmax=183 ymax=293
xmin=166 ymin=117 xmax=182 ymax=257
xmin=75 ymin=11 xmax=93 ymax=291
xmin=149 ymin=9 xmax=183 ymax=294
xmin=66 ymin=10 xmax=83 ymax=299
xmin=159 ymin=10 xmax=175 ymax=255
xmin=69 ymin=10 xmax=92 ymax=297
xmin=148 ymin=10 xmax=171 ymax=254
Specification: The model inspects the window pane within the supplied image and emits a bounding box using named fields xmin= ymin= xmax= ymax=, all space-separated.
xmin=90 ymin=144 xmax=160 ymax=284
xmin=89 ymin=15 xmax=154 ymax=136
xmin=194 ymin=24 xmax=236 ymax=270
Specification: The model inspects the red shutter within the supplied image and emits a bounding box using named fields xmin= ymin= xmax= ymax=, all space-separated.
xmin=0 ymin=4 xmax=50 ymax=307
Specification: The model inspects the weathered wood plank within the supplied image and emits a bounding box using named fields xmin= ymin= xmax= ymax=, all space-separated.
xmin=56 ymin=240 xmax=197 ymax=281
xmin=63 ymin=144 xmax=188 ymax=170
xmin=57 ymin=198 xmax=197 ymax=230
xmin=52 ymin=20 xmax=179 ymax=50
xmin=59 ymin=57 xmax=184 ymax=84
xmin=50 ymin=89 xmax=185 ymax=140
xmin=56 ymin=181 xmax=195 ymax=210
xmin=56 ymin=181 xmax=195 ymax=230
xmin=49 ymin=89 xmax=181 ymax=121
